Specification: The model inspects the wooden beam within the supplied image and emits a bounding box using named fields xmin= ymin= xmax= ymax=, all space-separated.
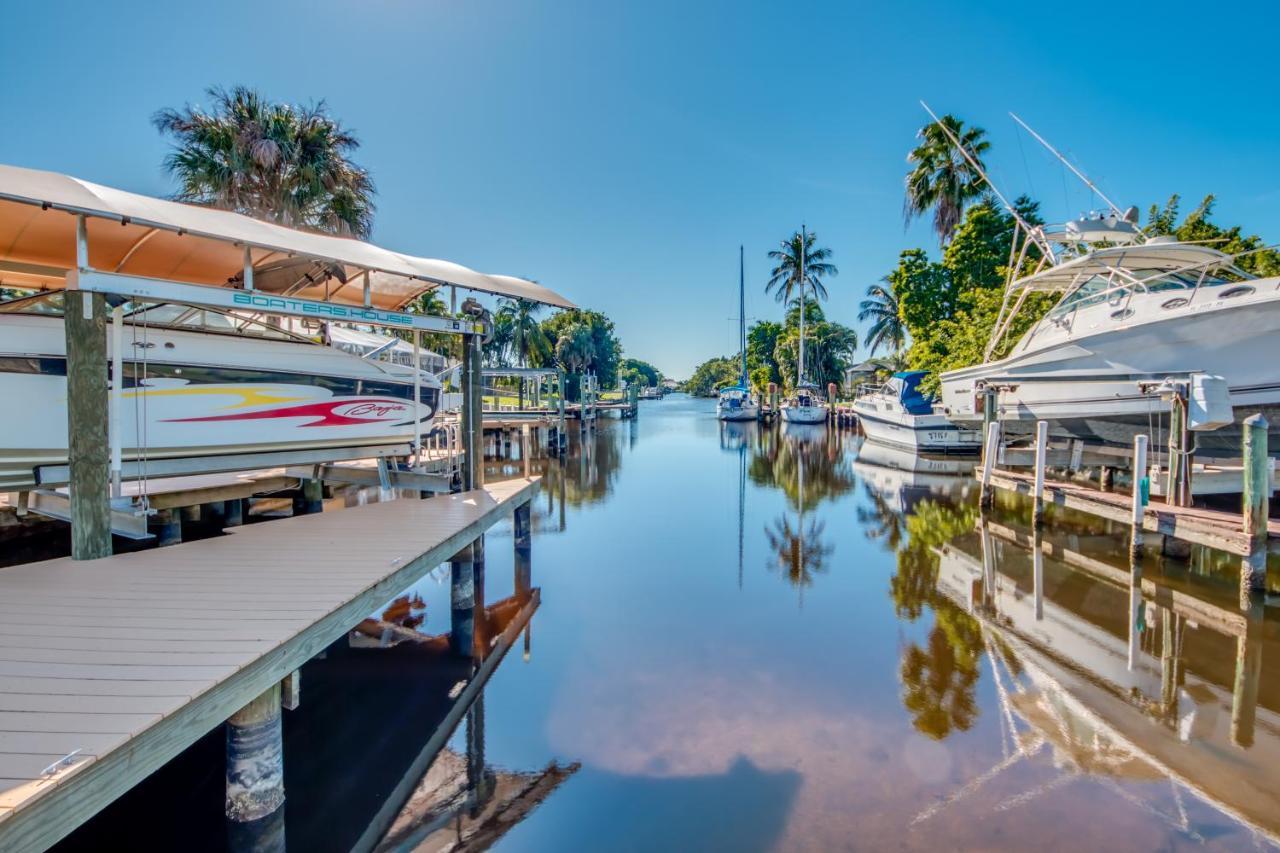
xmin=63 ymin=289 xmax=111 ymax=560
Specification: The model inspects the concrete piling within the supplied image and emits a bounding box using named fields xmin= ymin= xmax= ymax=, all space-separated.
xmin=225 ymin=683 xmax=285 ymax=823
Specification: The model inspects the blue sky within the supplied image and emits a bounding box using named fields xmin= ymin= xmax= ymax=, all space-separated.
xmin=3 ymin=0 xmax=1278 ymax=377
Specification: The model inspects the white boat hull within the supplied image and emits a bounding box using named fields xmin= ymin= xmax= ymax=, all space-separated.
xmin=940 ymin=284 xmax=1280 ymax=455
xmin=853 ymin=401 xmax=981 ymax=455
xmin=780 ymin=404 xmax=827 ymax=425
xmin=0 ymin=315 xmax=439 ymax=490
xmin=717 ymin=402 xmax=760 ymax=421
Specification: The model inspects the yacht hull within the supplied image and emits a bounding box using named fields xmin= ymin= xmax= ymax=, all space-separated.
xmin=717 ymin=403 xmax=760 ymax=421
xmin=940 ymin=290 xmax=1280 ymax=458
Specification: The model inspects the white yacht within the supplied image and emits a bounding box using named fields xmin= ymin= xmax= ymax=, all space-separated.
xmin=939 ymin=213 xmax=1275 ymax=456
xmin=918 ymin=108 xmax=1274 ymax=458
xmin=718 ymin=246 xmax=760 ymax=422
xmin=0 ymin=293 xmax=440 ymax=491
xmin=854 ymin=371 xmax=981 ymax=454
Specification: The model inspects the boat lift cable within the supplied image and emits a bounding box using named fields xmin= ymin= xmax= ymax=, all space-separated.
xmin=1008 ymin=112 xmax=1124 ymax=218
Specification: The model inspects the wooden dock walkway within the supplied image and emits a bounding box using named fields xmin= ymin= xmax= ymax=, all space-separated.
xmin=989 ymin=469 xmax=1280 ymax=556
xmin=0 ymin=477 xmax=537 ymax=852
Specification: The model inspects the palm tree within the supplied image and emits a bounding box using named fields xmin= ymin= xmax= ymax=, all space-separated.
xmin=904 ymin=115 xmax=990 ymax=244
xmin=858 ymin=277 xmax=905 ymax=357
xmin=554 ymin=325 xmax=594 ymax=401
xmin=765 ymin=230 xmax=837 ymax=304
xmin=153 ymin=86 xmax=375 ymax=238
xmin=496 ymin=297 xmax=550 ymax=406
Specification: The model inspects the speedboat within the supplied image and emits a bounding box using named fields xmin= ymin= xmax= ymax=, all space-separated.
xmin=639 ymin=386 xmax=662 ymax=400
xmin=717 ymin=246 xmax=760 ymax=422
xmin=854 ymin=371 xmax=980 ymax=454
xmin=0 ymin=292 xmax=441 ymax=490
xmin=780 ymin=383 xmax=828 ymax=424
xmin=716 ymin=383 xmax=759 ymax=421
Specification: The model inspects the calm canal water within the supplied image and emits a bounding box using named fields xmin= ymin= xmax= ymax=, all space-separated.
xmin=58 ymin=393 xmax=1280 ymax=851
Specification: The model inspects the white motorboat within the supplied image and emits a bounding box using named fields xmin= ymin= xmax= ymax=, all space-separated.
xmin=921 ymin=109 xmax=1280 ymax=458
xmin=854 ymin=371 xmax=980 ymax=454
xmin=0 ymin=293 xmax=440 ymax=490
xmin=778 ymin=226 xmax=827 ymax=426
xmin=718 ymin=246 xmax=760 ymax=422
xmin=639 ymin=386 xmax=662 ymax=400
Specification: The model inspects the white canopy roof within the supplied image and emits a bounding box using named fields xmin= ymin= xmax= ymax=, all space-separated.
xmin=0 ymin=162 xmax=575 ymax=310
xmin=1015 ymin=242 xmax=1233 ymax=293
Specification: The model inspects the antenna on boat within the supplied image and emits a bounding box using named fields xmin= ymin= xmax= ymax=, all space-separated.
xmin=1008 ymin=112 xmax=1124 ymax=218
xmin=919 ymin=101 xmax=1049 ymax=255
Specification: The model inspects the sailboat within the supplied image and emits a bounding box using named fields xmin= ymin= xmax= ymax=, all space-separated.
xmin=780 ymin=225 xmax=829 ymax=425
xmin=717 ymin=246 xmax=760 ymax=421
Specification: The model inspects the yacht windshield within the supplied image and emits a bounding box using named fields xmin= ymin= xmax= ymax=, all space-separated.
xmin=0 ymin=292 xmax=313 ymax=343
xmin=1049 ymin=264 xmax=1252 ymax=316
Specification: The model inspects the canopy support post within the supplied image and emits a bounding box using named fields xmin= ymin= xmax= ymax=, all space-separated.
xmin=109 ymin=305 xmax=123 ymax=498
xmin=242 ymin=246 xmax=254 ymax=291
xmin=65 ymin=218 xmax=112 ymax=560
xmin=461 ymin=331 xmax=484 ymax=491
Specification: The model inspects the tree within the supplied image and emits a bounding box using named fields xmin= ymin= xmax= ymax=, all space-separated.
xmin=497 ymin=298 xmax=551 ymax=368
xmin=765 ymin=230 xmax=837 ymax=304
xmin=542 ymin=309 xmax=623 ymax=390
xmin=154 ymin=86 xmax=374 ymax=238
xmin=1146 ymin=193 xmax=1280 ymax=277
xmin=746 ymin=320 xmax=784 ymax=387
xmin=859 ymin=278 xmax=905 ymax=357
xmin=683 ymin=356 xmax=740 ymax=397
xmin=484 ymin=312 xmax=515 ymax=368
xmin=619 ymin=358 xmax=661 ymax=388
xmin=774 ymin=319 xmax=858 ymax=391
xmin=904 ymin=114 xmax=990 ymax=244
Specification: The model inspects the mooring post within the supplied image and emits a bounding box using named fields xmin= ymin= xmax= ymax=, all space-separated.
xmin=450 ymin=540 xmax=476 ymax=656
xmin=980 ymin=421 xmax=1001 ymax=509
xmin=1032 ymin=528 xmax=1044 ymax=622
xmin=522 ymin=424 xmax=532 ymax=479
xmin=226 ymin=682 xmax=285 ymax=823
xmin=225 ymin=497 xmax=244 ymax=528
xmin=768 ymin=382 xmax=778 ymax=417
xmin=64 ymin=284 xmax=112 ymax=560
xmin=827 ymin=382 xmax=838 ymax=422
xmin=1127 ymin=556 xmax=1143 ymax=672
xmin=557 ymin=370 xmax=567 ymax=455
xmin=1131 ymin=434 xmax=1149 ymax=558
xmin=150 ymin=508 xmax=182 ymax=547
xmin=1167 ymin=388 xmax=1191 ymax=507
xmin=514 ymin=501 xmax=532 ymax=601
xmin=1232 ymin=593 xmax=1264 ymax=748
xmin=1242 ymin=414 xmax=1269 ymax=591
xmin=1032 ymin=420 xmax=1048 ymax=526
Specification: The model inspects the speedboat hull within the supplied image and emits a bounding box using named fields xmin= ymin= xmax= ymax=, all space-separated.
xmin=0 ymin=314 xmax=440 ymax=490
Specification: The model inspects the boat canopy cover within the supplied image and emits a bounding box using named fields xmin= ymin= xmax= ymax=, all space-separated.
xmin=892 ymin=371 xmax=934 ymax=415
xmin=1012 ymin=243 xmax=1232 ymax=294
xmin=0 ymin=163 xmax=574 ymax=310
xmin=719 ymin=383 xmax=750 ymax=395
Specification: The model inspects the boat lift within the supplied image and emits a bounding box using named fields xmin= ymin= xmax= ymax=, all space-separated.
xmin=0 ymin=163 xmax=575 ymax=553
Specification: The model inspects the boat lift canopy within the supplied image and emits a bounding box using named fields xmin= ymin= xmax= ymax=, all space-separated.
xmin=0 ymin=162 xmax=575 ymax=330
xmin=1009 ymin=242 xmax=1233 ymax=294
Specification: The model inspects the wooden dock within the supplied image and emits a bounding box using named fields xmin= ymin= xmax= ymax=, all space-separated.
xmin=988 ymin=469 xmax=1280 ymax=556
xmin=0 ymin=477 xmax=537 ymax=852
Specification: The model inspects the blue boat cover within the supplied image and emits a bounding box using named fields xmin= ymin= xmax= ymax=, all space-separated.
xmin=893 ymin=371 xmax=934 ymax=415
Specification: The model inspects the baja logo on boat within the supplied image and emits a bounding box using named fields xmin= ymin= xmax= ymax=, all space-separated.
xmin=166 ymin=398 xmax=423 ymax=427
xmin=332 ymin=401 xmax=409 ymax=420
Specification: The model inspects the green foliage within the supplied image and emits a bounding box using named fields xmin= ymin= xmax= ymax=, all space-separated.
xmin=683 ymin=356 xmax=740 ymax=397
xmin=892 ymin=198 xmax=1049 ymax=394
xmin=746 ymin=320 xmax=784 ymax=386
xmin=904 ymin=114 xmax=990 ymax=244
xmin=154 ymin=86 xmax=374 ymax=238
xmin=497 ymin=297 xmax=551 ymax=367
xmin=541 ymin=309 xmax=622 ymax=388
xmin=775 ymin=321 xmax=858 ymax=391
xmin=859 ymin=278 xmax=904 ymax=357
xmin=619 ymin=357 xmax=662 ymax=388
xmin=1146 ymin=193 xmax=1280 ymax=277
xmin=765 ymin=230 xmax=838 ymax=304
xmin=749 ymin=365 xmax=773 ymax=396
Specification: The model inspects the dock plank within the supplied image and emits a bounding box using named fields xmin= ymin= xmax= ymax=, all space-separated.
xmin=0 ymin=477 xmax=537 ymax=852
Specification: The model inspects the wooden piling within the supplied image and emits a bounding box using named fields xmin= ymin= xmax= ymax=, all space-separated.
xmin=450 ymin=541 xmax=476 ymax=656
xmin=462 ymin=333 xmax=484 ymax=490
xmin=64 ymin=288 xmax=112 ymax=559
xmin=1032 ymin=420 xmax=1048 ymax=527
xmin=226 ymin=683 xmax=284 ymax=822
xmin=1243 ymin=414 xmax=1269 ymax=590
xmin=1167 ymin=389 xmax=1191 ymax=507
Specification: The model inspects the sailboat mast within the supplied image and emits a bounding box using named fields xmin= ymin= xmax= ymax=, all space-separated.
xmin=798 ymin=224 xmax=806 ymax=386
xmin=739 ymin=245 xmax=747 ymax=385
